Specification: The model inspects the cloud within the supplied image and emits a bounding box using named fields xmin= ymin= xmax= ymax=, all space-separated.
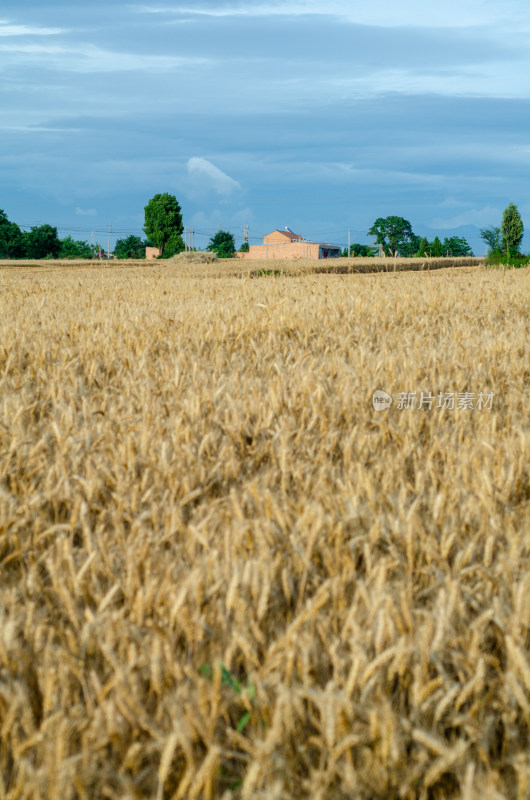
xmin=75 ymin=207 xmax=98 ymax=216
xmin=187 ymin=157 xmax=241 ymax=197
xmin=0 ymin=22 xmax=65 ymax=36
xmin=282 ymin=57 xmax=530 ymax=103
xmin=132 ymin=1 xmax=529 ymax=31
xmin=0 ymin=125 xmax=84 ymax=133
xmin=0 ymin=42 xmax=210 ymax=73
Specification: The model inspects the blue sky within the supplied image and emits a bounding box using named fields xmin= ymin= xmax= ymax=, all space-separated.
xmin=1 ymin=0 xmax=529 ymax=252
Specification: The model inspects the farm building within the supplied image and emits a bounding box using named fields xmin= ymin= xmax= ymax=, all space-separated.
xmin=145 ymin=246 xmax=161 ymax=260
xmin=238 ymin=228 xmax=341 ymax=260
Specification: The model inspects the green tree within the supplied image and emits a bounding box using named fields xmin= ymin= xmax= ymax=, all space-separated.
xmin=399 ymin=233 xmax=421 ymax=258
xmin=0 ymin=210 xmax=9 ymax=254
xmin=431 ymin=236 xmax=443 ymax=257
xmin=114 ymin=235 xmax=148 ymax=259
xmin=0 ymin=210 xmax=25 ymax=258
xmin=207 ymin=230 xmax=236 ymax=258
xmin=239 ymin=241 xmax=250 ymax=252
xmin=341 ymin=243 xmax=377 ymax=257
xmin=501 ymin=203 xmax=524 ymax=256
xmin=414 ymin=237 xmax=431 ymax=257
xmin=7 ymin=224 xmax=25 ymax=258
xmin=442 ymin=236 xmax=473 ymax=257
xmin=59 ymin=235 xmax=94 ymax=259
xmin=368 ymin=216 xmax=415 ymax=256
xmin=24 ymin=224 xmax=61 ymax=259
xmin=143 ymin=193 xmax=184 ymax=256
xmin=162 ymin=231 xmax=186 ymax=258
xmin=480 ymin=226 xmax=502 ymax=253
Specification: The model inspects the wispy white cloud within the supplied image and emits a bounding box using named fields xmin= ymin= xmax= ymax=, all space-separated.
xmin=0 ymin=125 xmax=84 ymax=133
xmin=0 ymin=21 xmax=65 ymax=36
xmin=261 ymin=158 xmax=448 ymax=190
xmin=187 ymin=157 xmax=241 ymax=197
xmin=132 ymin=0 xmax=529 ymax=31
xmin=281 ymin=58 xmax=530 ymax=102
xmin=0 ymin=42 xmax=210 ymax=73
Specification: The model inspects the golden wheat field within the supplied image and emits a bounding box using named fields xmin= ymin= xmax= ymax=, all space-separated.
xmin=0 ymin=260 xmax=529 ymax=800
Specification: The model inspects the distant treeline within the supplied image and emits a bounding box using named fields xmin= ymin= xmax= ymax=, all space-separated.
xmin=0 ymin=211 xmax=150 ymax=260
xmin=340 ymin=234 xmax=473 ymax=258
xmin=3 ymin=203 xmax=526 ymax=263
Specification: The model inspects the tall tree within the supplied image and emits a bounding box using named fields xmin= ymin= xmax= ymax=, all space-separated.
xmin=368 ymin=216 xmax=415 ymax=256
xmin=501 ymin=203 xmax=524 ymax=256
xmin=143 ymin=193 xmax=184 ymax=256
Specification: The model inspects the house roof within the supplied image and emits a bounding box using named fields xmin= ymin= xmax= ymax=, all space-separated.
xmin=265 ymin=229 xmax=303 ymax=241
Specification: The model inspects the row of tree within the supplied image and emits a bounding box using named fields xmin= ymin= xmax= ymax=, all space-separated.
xmin=342 ymin=234 xmax=472 ymax=258
xmin=366 ymin=204 xmax=526 ymax=261
xmin=0 ymin=197 xmax=236 ymax=261
xmin=142 ymin=200 xmax=477 ymax=261
xmin=366 ymin=217 xmax=473 ymax=257
xmin=0 ymin=210 xmax=113 ymax=260
xmin=2 ymin=197 xmax=525 ymax=261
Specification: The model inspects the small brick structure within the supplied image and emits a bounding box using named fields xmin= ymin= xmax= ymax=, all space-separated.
xmin=145 ymin=247 xmax=161 ymax=260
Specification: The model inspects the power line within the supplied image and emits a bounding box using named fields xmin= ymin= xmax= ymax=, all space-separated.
xmin=13 ymin=220 xmax=487 ymax=254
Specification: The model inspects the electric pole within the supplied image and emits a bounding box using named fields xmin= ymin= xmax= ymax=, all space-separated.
xmin=348 ymin=227 xmax=351 ymax=258
xmin=108 ymin=224 xmax=111 ymax=258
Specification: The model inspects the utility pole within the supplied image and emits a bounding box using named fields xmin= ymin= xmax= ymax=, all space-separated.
xmin=193 ymin=229 xmax=195 ymax=250
xmin=184 ymin=227 xmax=187 ymax=252
xmin=348 ymin=227 xmax=351 ymax=258
xmin=108 ymin=224 xmax=111 ymax=258
xmin=242 ymin=224 xmax=248 ymax=245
